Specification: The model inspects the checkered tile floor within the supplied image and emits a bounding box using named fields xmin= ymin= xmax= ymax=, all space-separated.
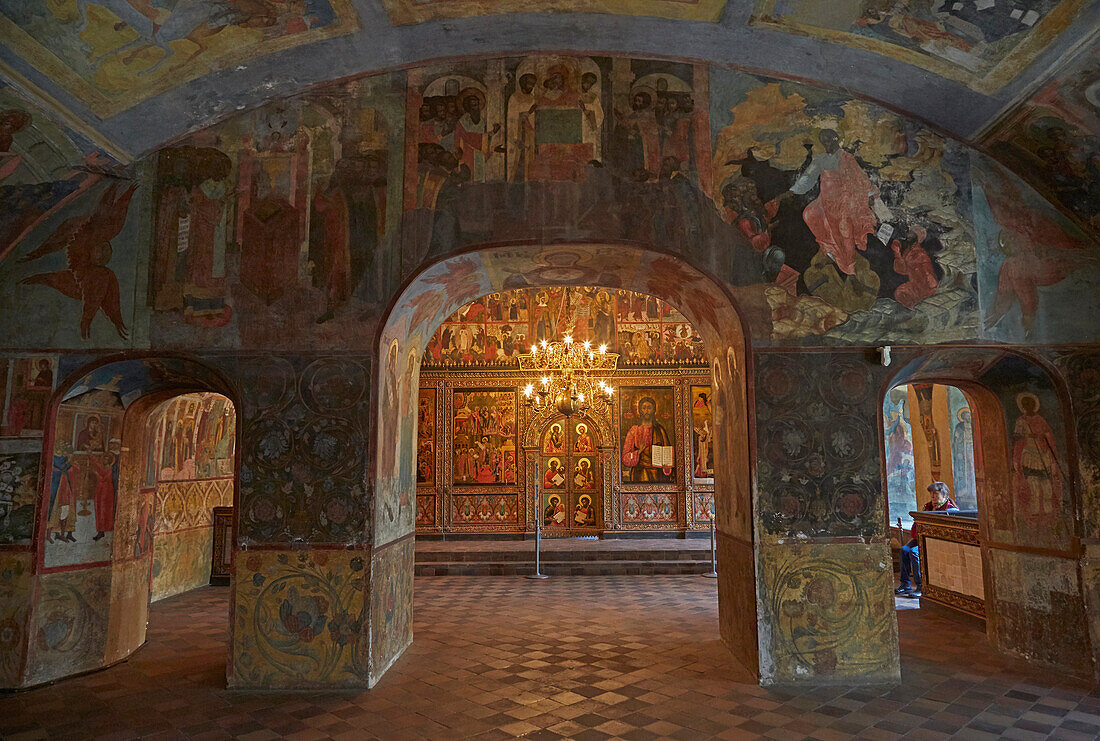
xmin=3 ymin=576 xmax=1098 ymax=739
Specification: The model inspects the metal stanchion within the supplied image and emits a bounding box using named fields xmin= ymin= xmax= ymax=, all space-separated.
xmin=702 ymin=520 xmax=718 ymax=578
xmin=526 ymin=461 xmax=548 ymax=579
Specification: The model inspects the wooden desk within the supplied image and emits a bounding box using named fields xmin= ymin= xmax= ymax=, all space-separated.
xmin=912 ymin=511 xmax=984 ymax=621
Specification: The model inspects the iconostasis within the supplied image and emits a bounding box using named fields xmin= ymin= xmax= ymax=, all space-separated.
xmin=417 ymin=287 xmax=715 ymax=535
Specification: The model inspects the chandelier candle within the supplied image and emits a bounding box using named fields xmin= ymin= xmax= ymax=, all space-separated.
xmin=518 ymin=336 xmax=619 ymax=417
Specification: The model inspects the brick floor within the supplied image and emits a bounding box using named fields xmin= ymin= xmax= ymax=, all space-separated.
xmin=2 ymin=576 xmax=1098 ymax=740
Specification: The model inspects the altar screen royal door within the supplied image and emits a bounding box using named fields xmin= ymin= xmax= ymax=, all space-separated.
xmin=539 ymin=416 xmax=601 ymax=535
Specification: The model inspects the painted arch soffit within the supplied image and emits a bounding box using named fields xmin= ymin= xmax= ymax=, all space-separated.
xmin=383 ymin=245 xmax=743 ymax=360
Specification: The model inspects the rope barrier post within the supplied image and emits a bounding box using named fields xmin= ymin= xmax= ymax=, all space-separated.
xmin=702 ymin=519 xmax=718 ymax=579
xmin=526 ymin=460 xmax=548 ymax=580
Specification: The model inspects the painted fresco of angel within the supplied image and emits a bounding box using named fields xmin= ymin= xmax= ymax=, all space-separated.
xmin=19 ymin=181 xmax=137 ymax=340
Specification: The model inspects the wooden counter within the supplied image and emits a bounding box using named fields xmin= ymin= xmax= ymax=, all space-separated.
xmin=912 ymin=510 xmax=984 ymax=621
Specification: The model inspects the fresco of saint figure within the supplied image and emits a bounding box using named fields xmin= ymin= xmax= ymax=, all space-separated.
xmin=150 ymin=147 xmax=233 ymax=327
xmin=883 ymin=392 xmax=916 ymax=506
xmin=1012 ymin=392 xmax=1063 ymax=517
xmin=952 ymin=407 xmax=976 ymax=508
xmin=45 ymin=393 xmax=123 ymax=567
xmin=523 ymin=59 xmax=600 ymax=182
xmin=3 ymin=357 xmax=55 ymax=436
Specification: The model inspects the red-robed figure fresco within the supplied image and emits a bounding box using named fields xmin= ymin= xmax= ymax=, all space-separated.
xmin=1012 ymin=392 xmax=1063 ymax=517
xmin=788 ymin=129 xmax=878 ymax=277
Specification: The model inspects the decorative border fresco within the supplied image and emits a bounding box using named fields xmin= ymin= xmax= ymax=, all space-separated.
xmin=759 ymin=542 xmax=899 ymax=683
xmin=232 ymin=547 xmax=367 ymax=689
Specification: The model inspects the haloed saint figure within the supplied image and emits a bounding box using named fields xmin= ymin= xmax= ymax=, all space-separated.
xmin=621 ymin=391 xmax=674 ymax=483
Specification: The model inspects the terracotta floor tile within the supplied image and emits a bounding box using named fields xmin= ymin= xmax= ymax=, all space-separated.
xmin=2 ymin=576 xmax=1098 ymax=740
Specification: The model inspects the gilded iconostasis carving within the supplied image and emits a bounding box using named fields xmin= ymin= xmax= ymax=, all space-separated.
xmin=418 ymin=286 xmax=713 ymax=534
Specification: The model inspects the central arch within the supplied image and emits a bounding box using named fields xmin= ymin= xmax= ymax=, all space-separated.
xmin=368 ymin=242 xmax=758 ymax=685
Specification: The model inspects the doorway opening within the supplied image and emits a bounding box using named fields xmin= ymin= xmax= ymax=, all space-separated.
xmin=138 ymin=392 xmax=236 ymax=601
xmin=374 ymin=244 xmax=757 ymax=684
xmin=23 ymin=357 xmax=238 ymax=688
xmin=415 ymin=285 xmax=714 ymax=538
xmin=883 ymin=382 xmax=978 ymax=609
xmin=538 ymin=414 xmax=602 ymax=534
xmin=881 ymin=349 xmax=1090 ymax=678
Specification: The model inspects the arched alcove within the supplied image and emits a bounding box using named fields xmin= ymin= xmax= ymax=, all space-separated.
xmin=882 ymin=348 xmax=1092 ymax=678
xmin=15 ymin=355 xmax=239 ymax=688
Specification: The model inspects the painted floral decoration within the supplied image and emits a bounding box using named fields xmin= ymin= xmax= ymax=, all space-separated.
xmin=278 ymin=587 xmax=329 ymax=643
xmin=326 ymin=611 xmax=361 ymax=646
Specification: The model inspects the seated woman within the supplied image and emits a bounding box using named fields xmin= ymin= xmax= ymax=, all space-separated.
xmin=896 ymin=481 xmax=958 ymax=598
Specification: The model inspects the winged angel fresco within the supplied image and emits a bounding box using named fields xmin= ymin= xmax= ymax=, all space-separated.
xmin=19 ymin=182 xmax=137 ymax=340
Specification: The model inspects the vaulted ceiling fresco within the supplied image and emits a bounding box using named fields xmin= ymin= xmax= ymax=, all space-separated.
xmin=0 ymin=0 xmax=359 ymax=117
xmin=0 ymin=0 xmax=1096 ymax=164
xmin=0 ymin=0 xmax=1096 ymax=257
xmin=986 ymin=45 xmax=1100 ymax=231
xmin=750 ymin=0 xmax=1091 ymax=93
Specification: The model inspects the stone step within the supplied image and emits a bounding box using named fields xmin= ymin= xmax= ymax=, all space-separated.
xmin=415 ymin=560 xmax=716 ymax=576
xmin=415 ymin=548 xmax=712 ymax=563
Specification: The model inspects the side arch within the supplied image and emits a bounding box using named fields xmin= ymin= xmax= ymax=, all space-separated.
xmin=882 ymin=347 xmax=1093 ymax=678
xmin=14 ymin=354 xmax=239 ymax=689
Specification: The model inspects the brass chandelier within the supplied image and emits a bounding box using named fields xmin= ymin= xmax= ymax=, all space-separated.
xmin=519 ymin=336 xmax=618 ymax=417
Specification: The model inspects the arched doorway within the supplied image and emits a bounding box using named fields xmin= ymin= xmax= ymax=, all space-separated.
xmin=371 ymin=243 xmax=758 ymax=685
xmin=415 ymin=285 xmax=714 ymax=537
xmin=535 ymin=414 xmax=605 ymax=534
xmin=881 ymin=348 xmax=1092 ymax=678
xmin=18 ymin=356 xmax=239 ymax=688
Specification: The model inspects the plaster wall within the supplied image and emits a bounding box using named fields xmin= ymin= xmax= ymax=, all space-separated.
xmin=0 ymin=51 xmax=1097 ymax=689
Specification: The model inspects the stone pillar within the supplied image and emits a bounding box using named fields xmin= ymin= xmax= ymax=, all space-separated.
xmin=226 ymin=354 xmax=373 ymax=689
xmin=752 ymin=351 xmax=899 ymax=684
